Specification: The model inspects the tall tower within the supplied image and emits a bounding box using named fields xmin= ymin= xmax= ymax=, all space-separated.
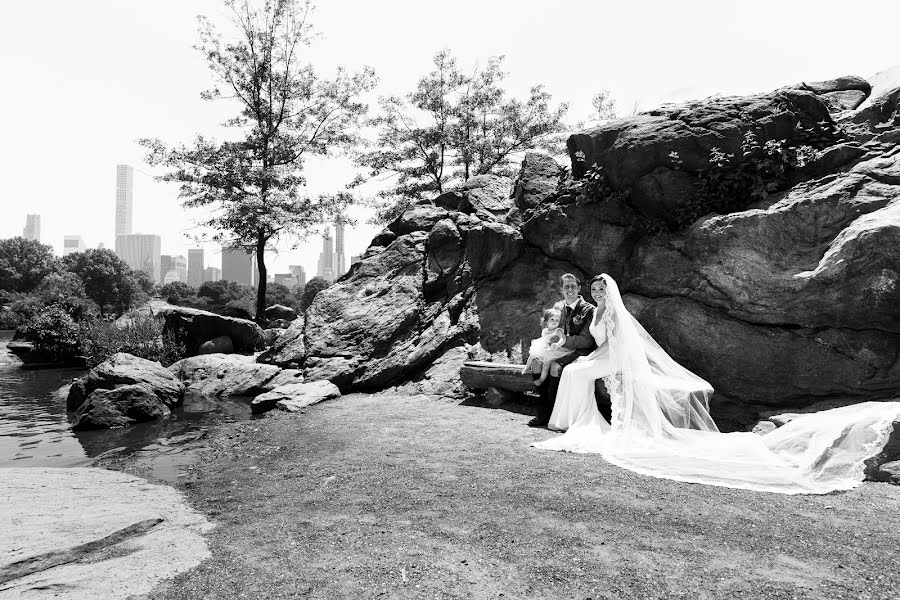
xmin=188 ymin=249 xmax=205 ymax=287
xmin=115 ymin=234 xmax=161 ymax=283
xmin=23 ymin=214 xmax=41 ymax=241
xmin=115 ymin=165 xmax=134 ymax=238
xmin=333 ymin=220 xmax=346 ymax=279
xmin=317 ymin=229 xmax=334 ymax=282
xmin=221 ymin=247 xmax=255 ymax=286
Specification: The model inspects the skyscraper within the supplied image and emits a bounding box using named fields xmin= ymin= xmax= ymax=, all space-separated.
xmin=316 ymin=229 xmax=334 ymax=282
xmin=288 ymin=265 xmax=306 ymax=287
xmin=23 ymin=214 xmax=40 ymax=241
xmin=63 ymin=235 xmax=86 ymax=255
xmin=188 ymin=249 xmax=205 ymax=287
xmin=115 ymin=165 xmax=134 ymax=238
xmin=221 ymin=247 xmax=256 ymax=286
xmin=115 ymin=234 xmax=161 ymax=283
xmin=203 ymin=266 xmax=222 ymax=283
xmin=160 ymin=255 xmax=173 ymax=285
xmin=333 ymin=220 xmax=346 ymax=279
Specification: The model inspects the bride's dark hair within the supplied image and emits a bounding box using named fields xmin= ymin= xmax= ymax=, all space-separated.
xmin=587 ymin=274 xmax=606 ymax=289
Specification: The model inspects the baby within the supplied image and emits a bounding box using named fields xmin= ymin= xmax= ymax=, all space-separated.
xmin=522 ymin=308 xmax=573 ymax=386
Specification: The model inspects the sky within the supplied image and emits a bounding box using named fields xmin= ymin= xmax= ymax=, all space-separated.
xmin=2 ymin=0 xmax=899 ymax=277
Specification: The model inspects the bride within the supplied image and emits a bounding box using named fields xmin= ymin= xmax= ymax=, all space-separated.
xmin=532 ymin=273 xmax=900 ymax=495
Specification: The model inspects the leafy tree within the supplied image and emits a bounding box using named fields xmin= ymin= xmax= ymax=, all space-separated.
xmin=198 ymin=280 xmax=250 ymax=305
xmin=33 ymin=272 xmax=98 ymax=321
xmin=19 ymin=304 xmax=82 ymax=362
xmin=160 ymin=281 xmax=197 ymax=305
xmin=299 ymin=275 xmax=329 ymax=311
xmin=62 ymin=249 xmax=138 ymax=317
xmin=265 ymin=282 xmax=299 ymax=310
xmin=141 ymin=0 xmax=377 ymax=323
xmin=356 ymin=50 xmax=568 ymax=224
xmin=591 ymin=90 xmax=618 ymax=120
xmin=0 ymin=237 xmax=59 ymax=293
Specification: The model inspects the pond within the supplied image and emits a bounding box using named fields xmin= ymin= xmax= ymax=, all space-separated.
xmin=0 ymin=330 xmax=255 ymax=481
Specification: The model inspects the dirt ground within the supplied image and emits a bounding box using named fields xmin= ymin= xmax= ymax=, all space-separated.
xmin=108 ymin=393 xmax=900 ymax=600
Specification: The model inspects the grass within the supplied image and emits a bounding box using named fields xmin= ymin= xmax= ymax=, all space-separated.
xmin=110 ymin=393 xmax=900 ymax=600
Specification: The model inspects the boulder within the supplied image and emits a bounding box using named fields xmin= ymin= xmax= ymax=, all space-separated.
xmin=67 ymin=353 xmax=184 ymax=412
xmin=848 ymin=85 xmax=900 ymax=128
xmin=258 ymin=315 xmax=305 ymax=367
xmin=393 ymin=345 xmax=471 ymax=399
xmin=388 ymin=204 xmax=450 ymax=236
xmin=566 ymin=89 xmax=831 ymax=184
xmin=798 ymin=75 xmax=871 ymax=96
xmin=820 ymin=90 xmax=867 ymax=112
xmin=626 ymin=295 xmax=897 ymax=408
xmin=625 ymin=153 xmax=900 ymax=333
xmin=464 ymin=221 xmax=524 ymax=279
xmin=513 ymin=152 xmax=561 ymax=213
xmin=72 ymin=384 xmax=172 ymax=430
xmin=168 ymin=354 xmax=291 ymax=397
xmin=198 ymin=335 xmax=234 ymax=355
xmin=522 ymin=199 xmax=636 ymax=281
xmin=425 ymin=219 xmax=463 ymax=292
xmin=161 ymin=305 xmax=264 ymax=356
xmin=264 ymin=304 xmax=297 ymax=322
xmin=267 ymin=318 xmax=291 ymax=329
xmin=463 ymin=175 xmax=515 ymax=222
xmin=261 ymin=328 xmax=283 ymax=347
xmin=250 ymin=380 xmax=341 ymax=414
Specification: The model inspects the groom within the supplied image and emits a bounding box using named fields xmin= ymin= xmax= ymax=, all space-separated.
xmin=528 ymin=273 xmax=597 ymax=427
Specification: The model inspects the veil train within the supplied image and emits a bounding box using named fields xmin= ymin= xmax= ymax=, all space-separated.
xmin=533 ymin=274 xmax=900 ymax=495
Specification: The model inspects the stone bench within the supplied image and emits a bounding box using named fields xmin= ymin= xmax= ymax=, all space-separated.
xmin=460 ymin=360 xmax=611 ymax=412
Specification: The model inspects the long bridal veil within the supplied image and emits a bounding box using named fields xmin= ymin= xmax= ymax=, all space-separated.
xmin=536 ymin=274 xmax=900 ymax=495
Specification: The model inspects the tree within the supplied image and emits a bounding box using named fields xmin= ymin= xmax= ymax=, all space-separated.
xmin=0 ymin=237 xmax=59 ymax=293
xmin=591 ymin=90 xmax=618 ymax=120
xmin=160 ymin=281 xmax=197 ymax=305
xmin=356 ymin=50 xmax=569 ymax=224
xmin=264 ymin=281 xmax=299 ymax=309
xmin=141 ymin=0 xmax=377 ymax=323
xmin=198 ymin=280 xmax=250 ymax=305
xmin=298 ymin=275 xmax=328 ymax=310
xmin=62 ymin=249 xmax=138 ymax=316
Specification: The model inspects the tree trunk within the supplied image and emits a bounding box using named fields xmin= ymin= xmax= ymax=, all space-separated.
xmin=255 ymin=234 xmax=267 ymax=324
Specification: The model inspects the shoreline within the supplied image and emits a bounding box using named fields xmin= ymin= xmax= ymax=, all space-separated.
xmin=93 ymin=392 xmax=899 ymax=600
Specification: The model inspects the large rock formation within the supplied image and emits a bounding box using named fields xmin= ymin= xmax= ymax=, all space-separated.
xmin=160 ymin=305 xmax=265 ymax=356
xmin=68 ymin=353 xmax=184 ymax=412
xmin=169 ymin=354 xmax=303 ymax=397
xmin=263 ymin=74 xmax=900 ymax=425
xmin=67 ymin=353 xmax=185 ymax=429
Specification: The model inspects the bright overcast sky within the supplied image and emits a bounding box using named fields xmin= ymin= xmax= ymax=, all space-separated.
xmin=1 ymin=0 xmax=899 ymax=276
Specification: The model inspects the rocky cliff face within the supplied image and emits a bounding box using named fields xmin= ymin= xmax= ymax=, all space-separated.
xmin=262 ymin=73 xmax=900 ymax=424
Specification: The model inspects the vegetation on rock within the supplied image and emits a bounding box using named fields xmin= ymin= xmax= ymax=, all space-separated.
xmin=356 ymin=49 xmax=569 ymax=224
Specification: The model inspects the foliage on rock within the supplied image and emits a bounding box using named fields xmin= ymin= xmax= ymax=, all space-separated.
xmin=18 ymin=304 xmax=82 ymax=362
xmin=79 ymin=313 xmax=187 ymax=368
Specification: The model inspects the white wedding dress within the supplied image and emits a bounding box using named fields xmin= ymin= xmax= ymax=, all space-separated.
xmin=532 ymin=274 xmax=900 ymax=495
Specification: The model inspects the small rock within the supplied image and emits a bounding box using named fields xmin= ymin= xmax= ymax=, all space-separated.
xmin=250 ymin=380 xmax=341 ymax=414
xmin=199 ymin=335 xmax=234 ymax=355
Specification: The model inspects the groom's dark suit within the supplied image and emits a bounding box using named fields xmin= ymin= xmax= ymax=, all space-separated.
xmin=532 ymin=296 xmax=597 ymax=424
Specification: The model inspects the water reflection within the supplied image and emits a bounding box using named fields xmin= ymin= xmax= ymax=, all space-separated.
xmin=0 ymin=331 xmax=255 ymax=470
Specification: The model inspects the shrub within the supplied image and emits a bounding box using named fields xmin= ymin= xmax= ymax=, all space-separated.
xmin=79 ymin=311 xmax=187 ymax=368
xmin=18 ymin=304 xmax=82 ymax=362
xmin=299 ymin=276 xmax=330 ymax=311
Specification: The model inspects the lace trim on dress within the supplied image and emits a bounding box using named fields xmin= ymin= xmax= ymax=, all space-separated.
xmin=599 ymin=303 xmax=624 ymax=431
